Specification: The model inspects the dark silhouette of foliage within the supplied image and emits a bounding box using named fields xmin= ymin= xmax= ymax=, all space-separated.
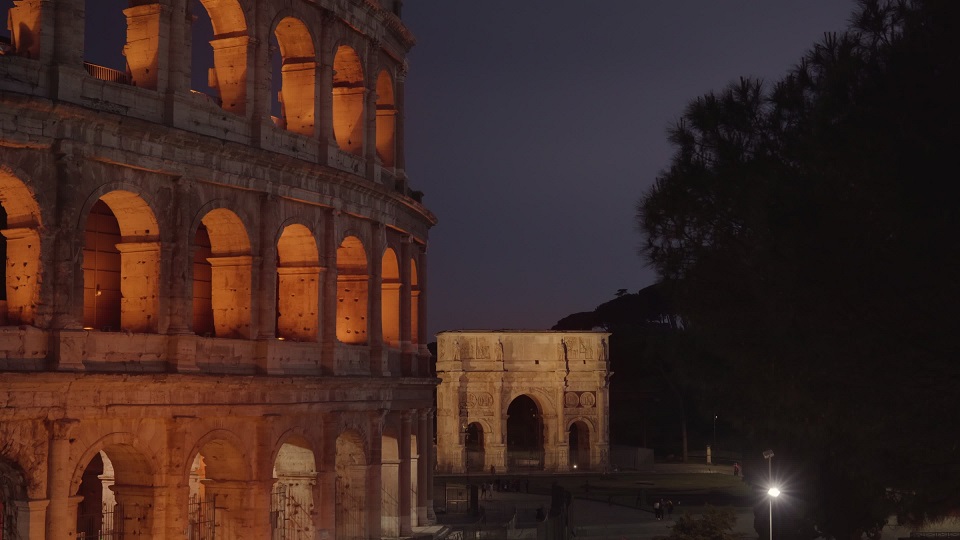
xmin=668 ymin=507 xmax=742 ymax=540
xmin=638 ymin=1 xmax=960 ymax=538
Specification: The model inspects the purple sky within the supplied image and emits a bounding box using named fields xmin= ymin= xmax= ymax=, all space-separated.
xmin=401 ymin=2 xmax=853 ymax=337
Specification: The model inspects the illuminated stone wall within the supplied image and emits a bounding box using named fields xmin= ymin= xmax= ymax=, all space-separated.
xmin=436 ymin=331 xmax=612 ymax=474
xmin=0 ymin=0 xmax=435 ymax=538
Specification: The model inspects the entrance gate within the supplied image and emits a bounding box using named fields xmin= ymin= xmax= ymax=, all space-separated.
xmin=272 ymin=483 xmax=311 ymax=539
xmin=188 ymin=494 xmax=216 ymax=539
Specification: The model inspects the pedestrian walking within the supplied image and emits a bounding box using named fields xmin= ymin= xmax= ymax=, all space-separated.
xmin=667 ymin=499 xmax=674 ymax=518
xmin=653 ymin=499 xmax=662 ymax=520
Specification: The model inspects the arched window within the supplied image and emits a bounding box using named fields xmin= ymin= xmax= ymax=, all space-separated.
xmin=336 ymin=236 xmax=368 ymax=344
xmin=194 ymin=209 xmax=252 ymax=339
xmin=190 ymin=0 xmax=249 ymax=113
xmin=271 ymin=17 xmax=316 ymax=136
xmin=332 ymin=45 xmax=365 ymax=156
xmin=0 ymin=171 xmax=42 ymax=326
xmin=276 ymin=224 xmax=320 ymax=342
xmin=82 ymin=191 xmax=160 ymax=333
xmin=381 ymin=248 xmax=400 ymax=347
xmin=375 ymin=70 xmax=396 ymax=167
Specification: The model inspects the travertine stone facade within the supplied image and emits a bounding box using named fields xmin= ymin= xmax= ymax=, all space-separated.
xmin=435 ymin=331 xmax=611 ymax=474
xmin=0 ymin=1 xmax=437 ymax=538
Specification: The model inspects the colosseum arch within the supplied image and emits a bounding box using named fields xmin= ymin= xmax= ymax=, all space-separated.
xmin=336 ymin=235 xmax=368 ymax=345
xmin=375 ymin=70 xmax=397 ymax=167
xmin=71 ymin=435 xmax=158 ymax=538
xmin=186 ymin=430 xmax=254 ymax=538
xmin=272 ymin=434 xmax=318 ymax=537
xmin=276 ymin=222 xmax=320 ymax=342
xmin=0 ymin=457 xmax=28 ymax=539
xmin=193 ymin=207 xmax=253 ymax=339
xmin=191 ymin=0 xmax=250 ymax=114
xmin=0 ymin=169 xmax=42 ymax=326
xmin=335 ymin=429 xmax=368 ymax=540
xmin=332 ymin=44 xmax=365 ymax=156
xmin=80 ymin=189 xmax=161 ymax=333
xmin=271 ymin=15 xmax=317 ymax=136
xmin=80 ymin=1 xmax=133 ymax=86
xmin=381 ymin=247 xmax=400 ymax=347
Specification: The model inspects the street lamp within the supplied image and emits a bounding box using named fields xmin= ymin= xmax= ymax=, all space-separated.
xmin=763 ymin=450 xmax=777 ymax=540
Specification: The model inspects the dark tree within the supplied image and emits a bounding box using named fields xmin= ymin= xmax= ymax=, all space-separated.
xmin=638 ymin=1 xmax=960 ymax=538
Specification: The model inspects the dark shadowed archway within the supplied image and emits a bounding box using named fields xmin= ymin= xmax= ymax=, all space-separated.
xmin=506 ymin=395 xmax=543 ymax=471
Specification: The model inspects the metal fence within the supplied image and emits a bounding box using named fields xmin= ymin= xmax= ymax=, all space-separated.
xmin=272 ymin=484 xmax=312 ymax=540
xmin=76 ymin=504 xmax=122 ymax=540
xmin=188 ymin=495 xmax=216 ymax=540
xmin=83 ymin=62 xmax=133 ymax=85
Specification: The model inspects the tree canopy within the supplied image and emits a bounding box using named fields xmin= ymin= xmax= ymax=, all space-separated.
xmin=638 ymin=1 xmax=960 ymax=538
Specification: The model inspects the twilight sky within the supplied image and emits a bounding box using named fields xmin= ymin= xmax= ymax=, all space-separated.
xmin=401 ymin=2 xmax=853 ymax=337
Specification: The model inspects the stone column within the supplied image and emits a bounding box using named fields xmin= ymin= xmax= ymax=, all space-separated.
xmin=364 ymin=40 xmax=380 ymax=181
xmin=416 ymin=409 xmax=429 ymax=524
xmin=45 ymin=419 xmax=79 ymax=538
xmin=415 ymin=248 xmax=429 ymax=375
xmin=166 ymin=179 xmax=192 ymax=332
xmin=318 ymin=13 xmax=337 ymax=152
xmin=366 ymin=411 xmax=384 ymax=539
xmin=399 ymin=411 xmax=413 ymax=534
xmin=399 ymin=236 xmax=413 ymax=375
xmin=321 ymin=211 xmax=339 ymax=373
xmin=394 ymin=64 xmax=407 ymax=175
xmin=369 ymin=223 xmax=385 ymax=375
xmin=257 ymin=194 xmax=279 ymax=340
xmin=123 ymin=3 xmax=167 ymax=90
xmin=426 ymin=408 xmax=436 ymax=522
xmin=13 ymin=499 xmax=48 ymax=540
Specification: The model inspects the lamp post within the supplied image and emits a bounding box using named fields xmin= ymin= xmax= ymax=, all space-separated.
xmin=713 ymin=415 xmax=717 ymax=455
xmin=763 ymin=450 xmax=777 ymax=540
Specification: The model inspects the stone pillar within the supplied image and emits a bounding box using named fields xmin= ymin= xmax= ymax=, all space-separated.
xmin=366 ymin=411 xmax=384 ymax=539
xmin=321 ymin=211 xmax=338 ymax=373
xmin=45 ymin=419 xmax=79 ymax=538
xmin=380 ymin=458 xmax=400 ymax=537
xmin=399 ymin=236 xmax=413 ymax=375
xmin=426 ymin=408 xmax=436 ymax=522
xmin=123 ymin=3 xmax=165 ymax=90
xmin=415 ymin=409 xmax=429 ymax=524
xmin=394 ymin=65 xmax=407 ymax=174
xmin=209 ymin=35 xmax=251 ymax=115
xmin=368 ymin=224 xmax=385 ymax=375
xmin=317 ymin=13 xmax=337 ymax=152
xmin=111 ymin=484 xmax=160 ymax=537
xmin=53 ymin=0 xmax=82 ymax=66
xmin=116 ymin=241 xmax=161 ymax=333
xmin=166 ymin=179 xmax=192 ymax=334
xmin=13 ymin=499 xmax=49 ymax=540
xmin=399 ymin=411 xmax=413 ymax=534
xmin=163 ymin=0 xmax=190 ymax=123
xmin=364 ymin=41 xmax=380 ymax=181
xmin=415 ymin=248 xmax=429 ymax=375
xmin=257 ymin=194 xmax=279 ymax=340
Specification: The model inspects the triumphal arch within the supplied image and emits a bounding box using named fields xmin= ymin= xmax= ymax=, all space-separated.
xmin=0 ymin=1 xmax=437 ymax=538
xmin=436 ymin=331 xmax=611 ymax=474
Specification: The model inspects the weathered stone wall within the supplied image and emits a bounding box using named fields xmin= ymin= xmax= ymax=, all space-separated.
xmin=0 ymin=0 xmax=436 ymax=538
xmin=436 ymin=331 xmax=612 ymax=474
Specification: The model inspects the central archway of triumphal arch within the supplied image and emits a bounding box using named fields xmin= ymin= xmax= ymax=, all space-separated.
xmin=435 ymin=331 xmax=611 ymax=473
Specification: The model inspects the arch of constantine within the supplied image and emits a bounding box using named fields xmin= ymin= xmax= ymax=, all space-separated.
xmin=435 ymin=331 xmax=611 ymax=474
xmin=0 ymin=0 xmax=437 ymax=538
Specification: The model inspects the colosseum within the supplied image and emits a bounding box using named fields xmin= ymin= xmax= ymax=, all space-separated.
xmin=0 ymin=0 xmax=437 ymax=538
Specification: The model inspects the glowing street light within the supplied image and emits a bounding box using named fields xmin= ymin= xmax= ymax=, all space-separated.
xmin=763 ymin=450 xmax=777 ymax=540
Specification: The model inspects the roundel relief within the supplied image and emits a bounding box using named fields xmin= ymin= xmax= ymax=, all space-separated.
xmin=564 ymin=392 xmax=579 ymax=408
xmin=579 ymin=392 xmax=596 ymax=408
xmin=467 ymin=392 xmax=494 ymax=407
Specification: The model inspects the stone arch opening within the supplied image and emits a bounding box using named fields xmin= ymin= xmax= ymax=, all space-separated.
xmin=82 ymin=1 xmax=132 ymax=85
xmin=375 ymin=70 xmax=396 ymax=167
xmin=465 ymin=422 xmax=485 ymax=473
xmin=276 ymin=223 xmax=320 ymax=342
xmin=409 ymin=259 xmax=419 ymax=345
xmin=568 ymin=420 xmax=591 ymax=470
xmin=381 ymin=426 xmax=401 ymax=537
xmin=192 ymin=223 xmax=214 ymax=336
xmin=332 ymin=45 xmax=365 ymax=156
xmin=0 ymin=457 xmax=27 ymax=539
xmin=75 ymin=445 xmax=155 ymax=538
xmin=82 ymin=191 xmax=160 ymax=333
xmin=381 ymin=248 xmax=400 ymax=347
xmin=0 ymin=170 xmax=42 ymax=326
xmin=273 ymin=438 xmax=317 ymax=538
xmin=194 ymin=208 xmax=252 ymax=339
xmin=188 ymin=437 xmax=251 ymax=538
xmin=191 ymin=0 xmax=249 ymax=114
xmin=336 ymin=235 xmax=368 ymax=344
xmin=271 ymin=17 xmax=316 ymax=136
xmin=335 ymin=430 xmax=367 ymax=540
xmin=506 ymin=395 xmax=543 ymax=471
